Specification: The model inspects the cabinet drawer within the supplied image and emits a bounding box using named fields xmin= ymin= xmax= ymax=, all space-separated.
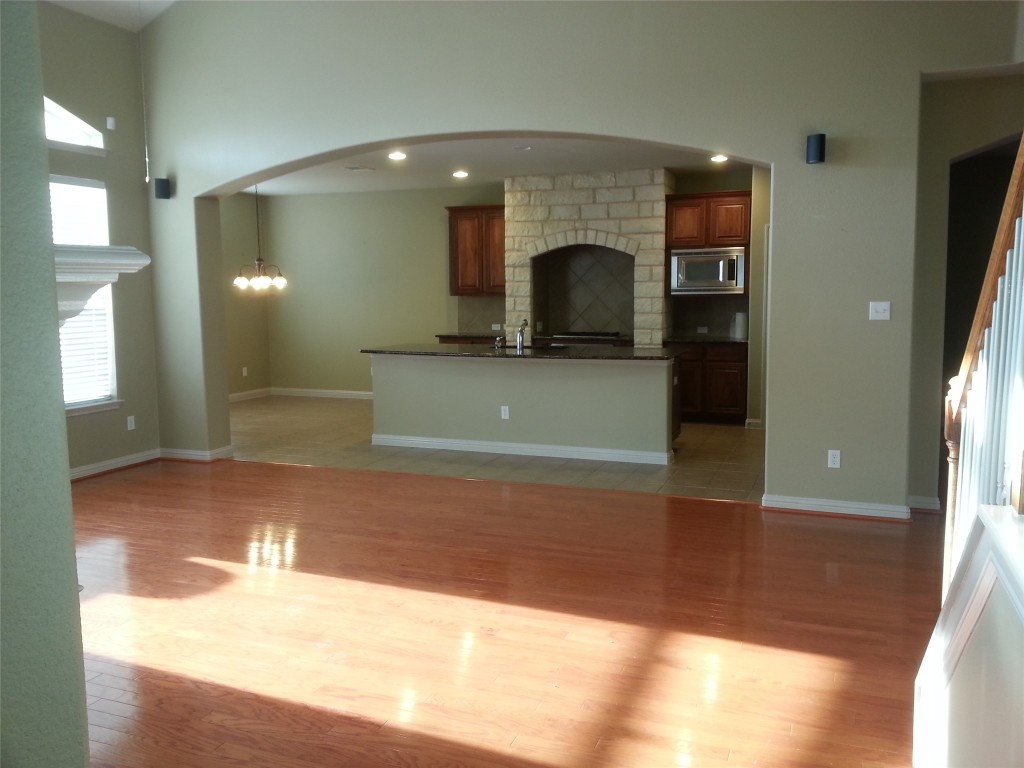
xmin=705 ymin=343 xmax=747 ymax=363
xmin=668 ymin=343 xmax=703 ymax=361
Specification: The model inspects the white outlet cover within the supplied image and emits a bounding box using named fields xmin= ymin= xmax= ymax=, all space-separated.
xmin=868 ymin=301 xmax=891 ymax=321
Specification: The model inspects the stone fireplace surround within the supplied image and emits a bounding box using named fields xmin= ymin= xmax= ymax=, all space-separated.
xmin=503 ymin=169 xmax=673 ymax=348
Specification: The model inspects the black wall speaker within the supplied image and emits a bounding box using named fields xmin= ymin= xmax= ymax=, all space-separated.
xmin=806 ymin=134 xmax=826 ymax=164
xmin=154 ymin=177 xmax=171 ymax=199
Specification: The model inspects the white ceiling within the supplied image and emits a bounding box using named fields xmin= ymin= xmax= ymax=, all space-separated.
xmin=252 ymin=134 xmax=751 ymax=196
xmin=48 ymin=0 xmax=175 ymax=32
xmin=51 ymin=2 xmax=753 ymax=196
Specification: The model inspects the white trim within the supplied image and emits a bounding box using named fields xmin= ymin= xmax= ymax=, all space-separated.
xmin=65 ymin=397 xmax=123 ymax=416
xmin=54 ymin=244 xmax=151 ymax=325
xmin=914 ymin=505 xmax=1024 ymax=767
xmin=229 ymin=388 xmax=271 ymax=402
xmin=47 ymin=140 xmax=107 ymax=157
xmin=271 ymin=387 xmax=372 ymax=399
xmin=744 ymin=418 xmax=764 ymax=430
xmin=54 ymin=244 xmax=151 ymax=281
xmin=160 ymin=445 xmax=234 ymax=461
xmin=70 ymin=448 xmax=160 ymax=480
xmin=908 ymin=495 xmax=941 ymax=511
xmin=760 ymin=493 xmax=911 ymax=520
xmin=372 ymin=433 xmax=671 ymax=465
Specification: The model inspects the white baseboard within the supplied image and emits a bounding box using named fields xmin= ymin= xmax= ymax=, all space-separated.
xmin=372 ymin=433 xmax=672 ymax=465
xmin=161 ymin=445 xmax=234 ymax=461
xmin=761 ymin=493 xmax=911 ymax=520
xmin=744 ymin=418 xmax=764 ymax=429
xmin=69 ymin=449 xmax=162 ymax=480
xmin=229 ymin=388 xmax=271 ymax=402
xmin=271 ymin=387 xmax=372 ymax=399
xmin=70 ymin=444 xmax=235 ymax=479
xmin=908 ymin=495 xmax=942 ymax=511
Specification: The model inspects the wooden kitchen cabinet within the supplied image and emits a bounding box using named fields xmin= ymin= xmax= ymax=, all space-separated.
xmin=447 ymin=205 xmax=505 ymax=296
xmin=667 ymin=341 xmax=747 ymax=424
xmin=666 ymin=192 xmax=751 ymax=248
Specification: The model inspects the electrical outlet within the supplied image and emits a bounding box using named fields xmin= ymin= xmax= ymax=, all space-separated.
xmin=242 ymin=366 xmax=248 ymax=377
xmin=127 ymin=415 xmax=136 ymax=431
xmin=491 ymin=323 xmax=502 ymax=331
xmin=868 ymin=301 xmax=891 ymax=321
xmin=827 ymin=449 xmax=841 ymax=469
xmin=500 ymin=405 xmax=510 ymax=420
xmin=697 ymin=326 xmax=709 ymax=334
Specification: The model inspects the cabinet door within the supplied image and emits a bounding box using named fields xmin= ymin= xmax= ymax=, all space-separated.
xmin=482 ymin=208 xmax=505 ymax=294
xmin=677 ymin=360 xmax=704 ymax=417
xmin=707 ymin=196 xmax=750 ymax=246
xmin=704 ymin=362 xmax=747 ymax=419
xmin=449 ymin=210 xmax=484 ymax=294
xmin=667 ymin=198 xmax=707 ymax=248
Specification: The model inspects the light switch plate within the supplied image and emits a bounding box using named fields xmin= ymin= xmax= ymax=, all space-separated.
xmin=869 ymin=301 xmax=891 ymax=321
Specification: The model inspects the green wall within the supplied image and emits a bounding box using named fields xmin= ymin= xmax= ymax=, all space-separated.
xmin=37 ymin=2 xmax=160 ymax=471
xmin=242 ymin=185 xmax=502 ymax=394
xmin=0 ymin=3 xmax=90 ymax=765
xmin=136 ymin=0 xmax=1020 ymax=513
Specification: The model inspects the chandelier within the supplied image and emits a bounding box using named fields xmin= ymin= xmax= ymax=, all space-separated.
xmin=233 ymin=185 xmax=287 ymax=290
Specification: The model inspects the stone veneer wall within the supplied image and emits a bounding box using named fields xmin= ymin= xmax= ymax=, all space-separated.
xmin=503 ymin=169 xmax=673 ymax=348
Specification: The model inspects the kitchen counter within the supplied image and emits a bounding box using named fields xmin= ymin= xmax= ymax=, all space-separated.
xmin=362 ymin=345 xmax=674 ymax=464
xmin=363 ymin=342 xmax=675 ymax=361
xmin=666 ymin=335 xmax=747 ymax=344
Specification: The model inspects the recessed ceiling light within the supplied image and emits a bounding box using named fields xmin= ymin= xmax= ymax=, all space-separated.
xmin=452 ymin=170 xmax=469 ymax=179
xmin=388 ymin=151 xmax=406 ymax=161
xmin=710 ymin=154 xmax=729 ymax=163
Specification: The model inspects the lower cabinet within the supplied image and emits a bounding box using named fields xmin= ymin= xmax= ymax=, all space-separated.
xmin=668 ymin=342 xmax=747 ymax=424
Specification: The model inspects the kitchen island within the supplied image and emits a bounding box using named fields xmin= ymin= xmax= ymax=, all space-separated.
xmin=361 ymin=343 xmax=676 ymax=464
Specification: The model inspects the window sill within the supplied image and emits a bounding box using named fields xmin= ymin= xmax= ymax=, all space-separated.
xmin=65 ymin=398 xmax=123 ymax=417
xmin=47 ymin=139 xmax=107 ymax=158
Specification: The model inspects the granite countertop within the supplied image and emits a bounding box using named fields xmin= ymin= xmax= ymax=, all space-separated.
xmin=362 ymin=343 xmax=676 ymax=361
xmin=665 ymin=335 xmax=748 ymax=344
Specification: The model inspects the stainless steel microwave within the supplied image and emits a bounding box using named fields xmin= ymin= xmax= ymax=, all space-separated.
xmin=670 ymin=247 xmax=745 ymax=295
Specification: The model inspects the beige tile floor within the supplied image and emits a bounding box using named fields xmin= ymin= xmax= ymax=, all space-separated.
xmin=230 ymin=396 xmax=766 ymax=502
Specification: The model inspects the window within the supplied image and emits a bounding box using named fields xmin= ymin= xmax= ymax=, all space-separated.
xmin=50 ymin=176 xmax=109 ymax=246
xmin=44 ymin=97 xmax=104 ymax=151
xmin=49 ymin=175 xmax=117 ymax=408
xmin=59 ymin=284 xmax=115 ymax=405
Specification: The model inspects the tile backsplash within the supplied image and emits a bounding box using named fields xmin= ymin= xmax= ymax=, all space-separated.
xmin=532 ymin=245 xmax=633 ymax=335
xmin=457 ymin=295 xmax=505 ymax=334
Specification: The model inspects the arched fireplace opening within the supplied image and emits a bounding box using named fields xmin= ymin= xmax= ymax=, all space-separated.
xmin=531 ymin=244 xmax=634 ymax=338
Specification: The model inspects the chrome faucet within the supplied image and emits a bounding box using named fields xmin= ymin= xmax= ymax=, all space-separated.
xmin=515 ymin=319 xmax=528 ymax=353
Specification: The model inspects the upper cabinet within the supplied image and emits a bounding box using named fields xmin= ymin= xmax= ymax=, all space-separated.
xmin=666 ymin=192 xmax=751 ymax=249
xmin=447 ymin=205 xmax=505 ymax=296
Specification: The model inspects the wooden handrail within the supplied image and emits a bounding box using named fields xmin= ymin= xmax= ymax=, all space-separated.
xmin=946 ymin=135 xmax=1024 ymax=429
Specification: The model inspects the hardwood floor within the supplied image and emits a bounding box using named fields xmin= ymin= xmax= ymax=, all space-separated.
xmin=75 ymin=460 xmax=942 ymax=767
xmin=229 ymin=396 xmax=766 ymax=503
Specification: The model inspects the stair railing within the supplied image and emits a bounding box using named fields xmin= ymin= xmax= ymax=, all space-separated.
xmin=943 ymin=134 xmax=1024 ymax=597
